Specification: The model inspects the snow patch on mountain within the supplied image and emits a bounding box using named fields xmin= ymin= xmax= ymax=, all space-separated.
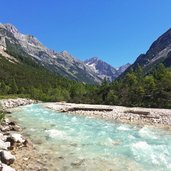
xmin=84 ymin=57 xmax=130 ymax=81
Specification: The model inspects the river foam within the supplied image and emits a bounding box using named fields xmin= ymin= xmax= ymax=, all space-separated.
xmin=45 ymin=129 xmax=67 ymax=139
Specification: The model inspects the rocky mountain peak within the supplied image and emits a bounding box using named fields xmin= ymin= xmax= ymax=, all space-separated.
xmin=61 ymin=50 xmax=70 ymax=56
xmin=60 ymin=50 xmax=75 ymax=60
xmin=1 ymin=23 xmax=19 ymax=34
xmin=146 ymin=28 xmax=171 ymax=57
xmin=123 ymin=27 xmax=171 ymax=75
xmin=84 ymin=57 xmax=99 ymax=64
xmin=116 ymin=63 xmax=131 ymax=73
xmin=84 ymin=57 xmax=130 ymax=80
xmin=25 ymin=34 xmax=43 ymax=47
xmin=90 ymin=56 xmax=99 ymax=61
xmin=0 ymin=23 xmax=44 ymax=50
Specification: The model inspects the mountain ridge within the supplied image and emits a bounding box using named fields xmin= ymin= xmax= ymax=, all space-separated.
xmin=0 ymin=23 xmax=129 ymax=83
xmin=0 ymin=23 xmax=103 ymax=84
xmin=124 ymin=27 xmax=171 ymax=74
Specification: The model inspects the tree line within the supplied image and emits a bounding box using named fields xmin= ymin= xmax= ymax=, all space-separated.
xmin=0 ymin=53 xmax=171 ymax=108
xmin=86 ymin=64 xmax=171 ymax=108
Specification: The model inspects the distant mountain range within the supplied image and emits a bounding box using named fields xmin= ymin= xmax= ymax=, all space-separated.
xmin=0 ymin=23 xmax=129 ymax=84
xmin=1 ymin=23 xmax=171 ymax=84
xmin=0 ymin=24 xmax=101 ymax=84
xmin=84 ymin=57 xmax=130 ymax=80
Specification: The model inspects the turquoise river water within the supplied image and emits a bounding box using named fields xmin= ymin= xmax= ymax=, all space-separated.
xmin=11 ymin=104 xmax=171 ymax=171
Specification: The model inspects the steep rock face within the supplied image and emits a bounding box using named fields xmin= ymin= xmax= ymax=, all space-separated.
xmin=84 ymin=57 xmax=130 ymax=80
xmin=0 ymin=23 xmax=102 ymax=84
xmin=126 ymin=28 xmax=171 ymax=73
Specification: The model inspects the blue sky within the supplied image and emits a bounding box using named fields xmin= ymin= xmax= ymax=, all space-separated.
xmin=1 ymin=0 xmax=171 ymax=67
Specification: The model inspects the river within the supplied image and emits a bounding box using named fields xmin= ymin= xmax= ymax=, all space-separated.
xmin=10 ymin=104 xmax=171 ymax=171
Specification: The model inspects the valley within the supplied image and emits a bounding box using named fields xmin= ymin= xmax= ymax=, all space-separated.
xmin=0 ymin=3 xmax=171 ymax=170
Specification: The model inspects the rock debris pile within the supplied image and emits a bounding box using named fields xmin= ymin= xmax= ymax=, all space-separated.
xmin=0 ymin=98 xmax=36 ymax=109
xmin=0 ymin=118 xmax=29 ymax=171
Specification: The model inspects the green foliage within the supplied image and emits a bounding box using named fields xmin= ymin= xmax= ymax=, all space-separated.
xmin=0 ymin=54 xmax=92 ymax=102
xmin=9 ymin=79 xmax=18 ymax=94
xmin=92 ymin=64 xmax=171 ymax=108
xmin=0 ymin=53 xmax=170 ymax=109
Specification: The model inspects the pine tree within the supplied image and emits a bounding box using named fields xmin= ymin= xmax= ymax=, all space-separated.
xmin=0 ymin=81 xmax=9 ymax=95
xmin=9 ymin=79 xmax=18 ymax=94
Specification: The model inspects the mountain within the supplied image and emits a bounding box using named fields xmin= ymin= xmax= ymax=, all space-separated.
xmin=125 ymin=28 xmax=171 ymax=74
xmin=0 ymin=23 xmax=102 ymax=84
xmin=84 ymin=57 xmax=130 ymax=80
xmin=116 ymin=63 xmax=131 ymax=75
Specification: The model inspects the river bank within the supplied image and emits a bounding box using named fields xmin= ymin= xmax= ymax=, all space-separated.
xmin=0 ymin=98 xmax=37 ymax=109
xmin=0 ymin=98 xmax=48 ymax=171
xmin=2 ymin=99 xmax=171 ymax=130
xmin=45 ymin=102 xmax=171 ymax=129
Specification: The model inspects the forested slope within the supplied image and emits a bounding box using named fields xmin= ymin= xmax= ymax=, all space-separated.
xmin=0 ymin=53 xmax=93 ymax=102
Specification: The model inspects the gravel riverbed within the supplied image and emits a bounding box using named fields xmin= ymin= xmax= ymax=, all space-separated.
xmin=45 ymin=102 xmax=171 ymax=129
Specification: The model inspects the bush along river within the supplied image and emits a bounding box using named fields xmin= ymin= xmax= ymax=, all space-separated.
xmin=10 ymin=104 xmax=171 ymax=171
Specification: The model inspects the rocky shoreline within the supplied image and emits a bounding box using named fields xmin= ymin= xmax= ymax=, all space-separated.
xmin=0 ymin=98 xmax=37 ymax=109
xmin=45 ymin=102 xmax=171 ymax=129
xmin=0 ymin=98 xmax=43 ymax=171
xmin=0 ymin=118 xmax=29 ymax=171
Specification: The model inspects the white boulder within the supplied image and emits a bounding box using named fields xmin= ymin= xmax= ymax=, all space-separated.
xmin=1 ymin=163 xmax=16 ymax=171
xmin=11 ymin=133 xmax=25 ymax=143
xmin=0 ymin=140 xmax=10 ymax=150
xmin=0 ymin=133 xmax=7 ymax=141
xmin=0 ymin=150 xmax=16 ymax=165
